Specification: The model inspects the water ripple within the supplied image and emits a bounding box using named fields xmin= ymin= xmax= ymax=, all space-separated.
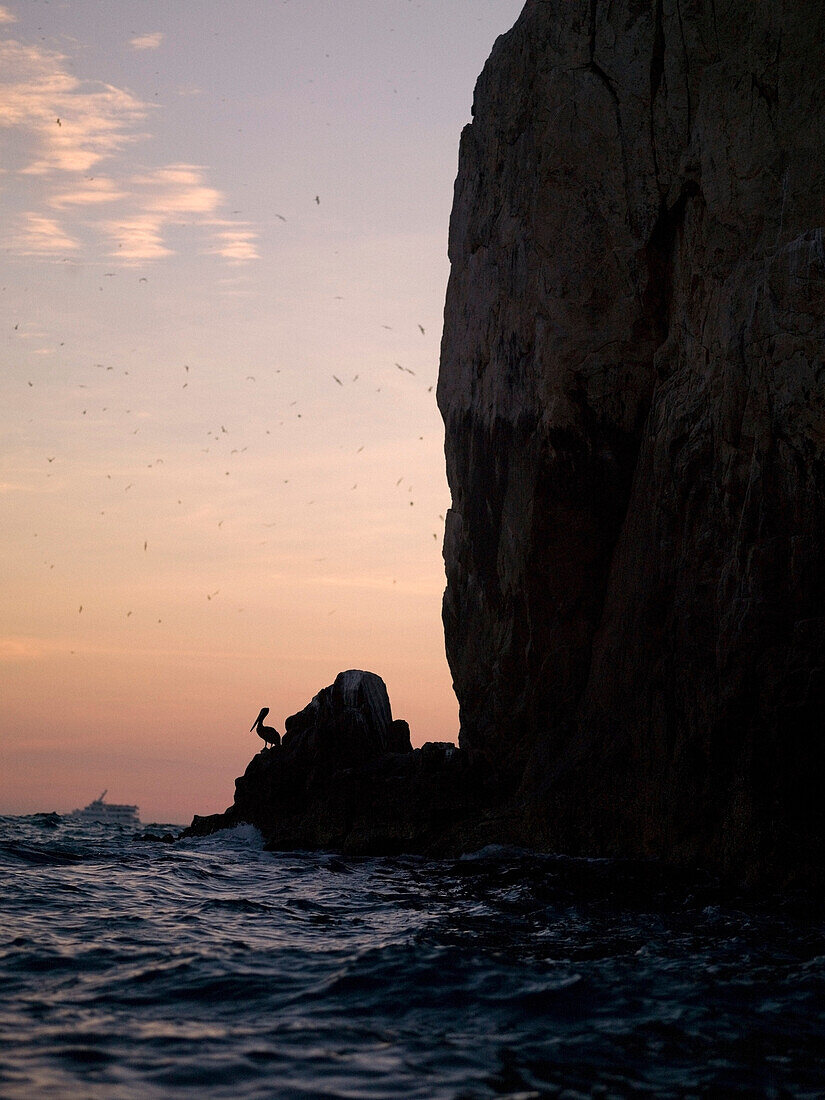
xmin=0 ymin=815 xmax=823 ymax=1098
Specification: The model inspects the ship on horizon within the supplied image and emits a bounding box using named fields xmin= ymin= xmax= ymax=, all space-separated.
xmin=68 ymin=790 xmax=140 ymax=827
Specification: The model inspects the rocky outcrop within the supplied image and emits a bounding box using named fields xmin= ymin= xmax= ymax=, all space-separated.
xmin=184 ymin=672 xmax=499 ymax=855
xmin=438 ymin=0 xmax=825 ymax=880
xmin=276 ymin=669 xmax=402 ymax=769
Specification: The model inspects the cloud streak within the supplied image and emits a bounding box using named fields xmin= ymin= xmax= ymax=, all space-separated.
xmin=50 ymin=176 xmax=130 ymax=207
xmin=0 ymin=32 xmax=257 ymax=264
xmin=0 ymin=40 xmax=149 ymax=176
xmin=207 ymin=221 xmax=260 ymax=263
xmin=130 ymin=32 xmax=164 ymax=51
xmin=103 ymin=214 xmax=172 ymax=260
xmin=139 ymin=164 xmax=222 ymax=215
xmin=9 ymin=212 xmax=79 ymax=255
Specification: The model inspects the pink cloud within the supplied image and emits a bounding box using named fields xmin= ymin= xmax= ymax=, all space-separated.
xmin=102 ymin=215 xmax=171 ymax=260
xmin=9 ymin=212 xmax=79 ymax=254
xmin=129 ymin=32 xmax=164 ymax=51
xmin=0 ymin=38 xmax=257 ymax=263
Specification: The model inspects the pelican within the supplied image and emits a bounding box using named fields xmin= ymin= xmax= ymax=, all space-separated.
xmin=251 ymin=707 xmax=280 ymax=749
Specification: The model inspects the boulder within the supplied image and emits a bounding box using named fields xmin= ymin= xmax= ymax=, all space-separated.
xmin=282 ymin=669 xmax=397 ymax=768
xmin=386 ymin=719 xmax=413 ymax=754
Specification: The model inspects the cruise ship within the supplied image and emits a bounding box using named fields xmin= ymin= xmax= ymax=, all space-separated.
xmin=69 ymin=791 xmax=140 ymax=827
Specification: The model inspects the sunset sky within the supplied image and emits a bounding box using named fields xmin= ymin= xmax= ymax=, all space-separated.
xmin=1 ymin=1 xmax=524 ymax=822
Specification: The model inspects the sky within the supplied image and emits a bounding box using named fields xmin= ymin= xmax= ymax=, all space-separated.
xmin=0 ymin=0 xmax=525 ymax=823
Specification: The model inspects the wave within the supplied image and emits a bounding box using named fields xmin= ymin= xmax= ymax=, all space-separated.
xmin=179 ymin=822 xmax=266 ymax=851
xmin=0 ymin=840 xmax=84 ymax=866
xmin=0 ymin=814 xmax=823 ymax=1099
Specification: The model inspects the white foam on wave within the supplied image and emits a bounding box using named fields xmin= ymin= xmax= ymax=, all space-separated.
xmin=185 ymin=823 xmax=266 ymax=851
xmin=458 ymin=844 xmax=531 ymax=862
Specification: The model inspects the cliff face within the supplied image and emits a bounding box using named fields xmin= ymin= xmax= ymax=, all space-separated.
xmin=438 ymin=0 xmax=825 ymax=878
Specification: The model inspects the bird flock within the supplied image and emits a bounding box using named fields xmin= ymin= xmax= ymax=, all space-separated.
xmin=10 ymin=278 xmax=447 ymax=634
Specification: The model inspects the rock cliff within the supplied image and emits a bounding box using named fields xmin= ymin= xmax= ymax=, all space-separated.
xmin=438 ymin=0 xmax=825 ymax=880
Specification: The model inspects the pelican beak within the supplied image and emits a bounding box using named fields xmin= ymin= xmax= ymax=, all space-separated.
xmin=250 ymin=720 xmax=257 ymax=732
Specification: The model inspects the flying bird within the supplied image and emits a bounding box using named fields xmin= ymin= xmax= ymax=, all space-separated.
xmin=251 ymin=707 xmax=280 ymax=749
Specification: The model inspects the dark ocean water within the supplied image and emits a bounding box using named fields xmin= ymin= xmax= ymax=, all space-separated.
xmin=1 ymin=815 xmax=824 ymax=1099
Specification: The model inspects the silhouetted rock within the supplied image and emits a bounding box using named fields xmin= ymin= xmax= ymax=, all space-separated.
xmin=182 ymin=672 xmax=495 ymax=854
xmin=387 ymin=719 xmax=413 ymax=754
xmin=281 ymin=669 xmax=396 ymax=769
xmin=133 ymin=831 xmax=175 ymax=844
xmin=438 ymin=0 xmax=825 ymax=883
xmin=185 ymin=814 xmax=226 ymax=839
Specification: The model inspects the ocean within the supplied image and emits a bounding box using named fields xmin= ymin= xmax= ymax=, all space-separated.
xmin=1 ymin=814 xmax=824 ymax=1098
